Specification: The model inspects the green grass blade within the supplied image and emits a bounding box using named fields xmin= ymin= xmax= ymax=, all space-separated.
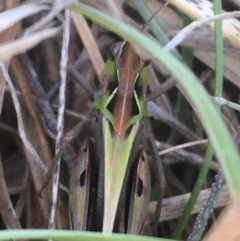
xmin=171 ymin=145 xmax=214 ymax=239
xmin=212 ymin=97 xmax=240 ymax=111
xmin=214 ymin=0 xmax=223 ymax=98
xmin=68 ymin=2 xmax=240 ymax=196
xmin=0 ymin=230 xmax=175 ymax=241
xmin=173 ymin=1 xmax=224 ymax=238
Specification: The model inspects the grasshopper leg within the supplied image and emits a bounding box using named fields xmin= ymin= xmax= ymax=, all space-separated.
xmin=37 ymin=112 xmax=96 ymax=197
xmin=143 ymin=117 xmax=166 ymax=236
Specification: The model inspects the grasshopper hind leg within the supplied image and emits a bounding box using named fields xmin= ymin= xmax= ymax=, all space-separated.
xmin=93 ymin=113 xmax=104 ymax=231
xmin=143 ymin=117 xmax=166 ymax=236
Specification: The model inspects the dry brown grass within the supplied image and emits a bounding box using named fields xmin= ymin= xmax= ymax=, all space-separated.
xmin=0 ymin=0 xmax=240 ymax=240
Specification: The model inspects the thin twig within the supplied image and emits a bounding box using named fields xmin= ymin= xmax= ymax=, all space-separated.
xmin=164 ymin=11 xmax=240 ymax=51
xmin=24 ymin=0 xmax=74 ymax=35
xmin=48 ymin=8 xmax=71 ymax=230
xmin=147 ymin=101 xmax=200 ymax=142
xmin=156 ymin=141 xmax=220 ymax=171
xmin=147 ymin=184 xmax=229 ymax=223
xmin=159 ymin=139 xmax=208 ymax=156
xmin=0 ymin=64 xmax=47 ymax=173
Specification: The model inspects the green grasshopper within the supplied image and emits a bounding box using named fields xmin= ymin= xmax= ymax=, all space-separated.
xmin=68 ymin=40 xmax=166 ymax=234
xmin=40 ymin=10 xmax=166 ymax=235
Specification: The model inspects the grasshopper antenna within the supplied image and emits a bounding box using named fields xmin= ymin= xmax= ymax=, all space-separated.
xmin=140 ymin=1 xmax=171 ymax=32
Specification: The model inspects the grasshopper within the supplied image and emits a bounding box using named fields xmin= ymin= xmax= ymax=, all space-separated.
xmin=69 ymin=40 xmax=166 ymax=233
xmin=40 ymin=10 xmax=166 ymax=235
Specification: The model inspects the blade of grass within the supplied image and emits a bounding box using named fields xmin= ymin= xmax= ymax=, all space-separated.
xmin=0 ymin=4 xmax=49 ymax=33
xmin=211 ymin=97 xmax=240 ymax=111
xmin=213 ymin=0 xmax=224 ymax=98
xmin=0 ymin=27 xmax=61 ymax=61
xmin=172 ymin=0 xmax=223 ymax=238
xmin=0 ymin=229 xmax=175 ymax=241
xmin=171 ymin=145 xmax=214 ymax=239
xmin=68 ymin=2 xmax=240 ymax=196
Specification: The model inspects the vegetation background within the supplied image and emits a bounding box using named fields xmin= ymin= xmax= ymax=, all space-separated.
xmin=0 ymin=0 xmax=240 ymax=241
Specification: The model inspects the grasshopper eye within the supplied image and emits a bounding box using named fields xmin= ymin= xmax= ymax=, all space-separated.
xmin=142 ymin=59 xmax=151 ymax=67
xmin=108 ymin=42 xmax=124 ymax=60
